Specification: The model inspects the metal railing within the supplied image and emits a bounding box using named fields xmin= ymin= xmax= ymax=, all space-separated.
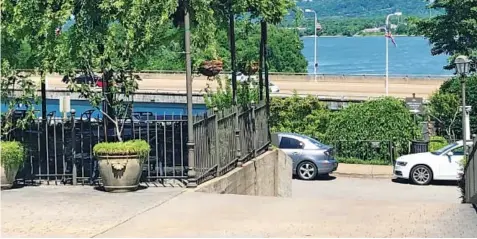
xmin=464 ymin=137 xmax=477 ymax=204
xmin=4 ymin=102 xmax=270 ymax=186
xmin=193 ymin=101 xmax=270 ymax=184
xmin=4 ymin=110 xmax=189 ymax=185
xmin=330 ymin=140 xmax=395 ymax=165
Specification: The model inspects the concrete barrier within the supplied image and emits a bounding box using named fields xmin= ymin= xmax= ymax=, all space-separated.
xmin=195 ymin=149 xmax=292 ymax=197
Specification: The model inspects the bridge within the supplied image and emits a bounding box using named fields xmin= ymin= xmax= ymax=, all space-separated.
xmin=35 ymin=72 xmax=447 ymax=101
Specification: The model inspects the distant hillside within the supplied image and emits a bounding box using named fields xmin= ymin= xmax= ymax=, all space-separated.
xmin=296 ymin=0 xmax=436 ymax=18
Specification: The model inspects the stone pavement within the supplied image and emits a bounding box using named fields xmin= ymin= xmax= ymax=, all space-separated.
xmin=2 ymin=178 xmax=477 ymax=238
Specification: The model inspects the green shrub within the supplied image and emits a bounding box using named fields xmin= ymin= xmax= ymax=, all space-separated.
xmin=93 ymin=140 xmax=151 ymax=159
xmin=429 ymin=136 xmax=448 ymax=152
xmin=325 ymin=97 xmax=420 ymax=161
xmin=270 ymin=93 xmax=333 ymax=140
xmin=0 ymin=141 xmax=25 ymax=168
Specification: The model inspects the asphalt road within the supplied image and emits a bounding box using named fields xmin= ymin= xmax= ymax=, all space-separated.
xmin=37 ymin=73 xmax=445 ymax=100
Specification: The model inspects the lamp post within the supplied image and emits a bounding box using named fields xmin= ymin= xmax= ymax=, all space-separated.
xmin=304 ymin=9 xmax=318 ymax=81
xmin=184 ymin=0 xmax=196 ymax=188
xmin=455 ymin=55 xmax=472 ymax=154
xmin=385 ymin=12 xmax=402 ymax=96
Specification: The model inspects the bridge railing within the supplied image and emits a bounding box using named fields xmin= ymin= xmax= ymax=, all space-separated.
xmin=464 ymin=137 xmax=477 ymax=204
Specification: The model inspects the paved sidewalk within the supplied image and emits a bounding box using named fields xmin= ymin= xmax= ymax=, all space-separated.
xmin=334 ymin=163 xmax=393 ymax=178
xmin=0 ymin=186 xmax=185 ymax=238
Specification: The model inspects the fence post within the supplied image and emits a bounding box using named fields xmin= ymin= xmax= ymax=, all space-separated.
xmin=251 ymin=101 xmax=257 ymax=158
xmin=214 ymin=108 xmax=220 ymax=176
xmin=235 ymin=105 xmax=242 ymax=167
xmin=70 ymin=109 xmax=77 ymax=186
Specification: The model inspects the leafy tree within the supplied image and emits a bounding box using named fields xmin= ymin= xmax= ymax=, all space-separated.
xmin=325 ymin=97 xmax=420 ymax=161
xmin=416 ymin=0 xmax=477 ymax=71
xmin=62 ymin=0 xmax=178 ymax=142
xmin=433 ymin=75 xmax=477 ymax=138
xmin=426 ymin=91 xmax=460 ymax=141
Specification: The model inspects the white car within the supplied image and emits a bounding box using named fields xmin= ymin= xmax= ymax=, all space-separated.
xmin=394 ymin=140 xmax=472 ymax=185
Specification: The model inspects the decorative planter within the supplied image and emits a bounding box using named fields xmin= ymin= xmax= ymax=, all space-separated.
xmin=198 ymin=60 xmax=223 ymax=77
xmin=238 ymin=61 xmax=259 ymax=76
xmin=97 ymin=153 xmax=144 ymax=193
xmin=0 ymin=164 xmax=19 ymax=189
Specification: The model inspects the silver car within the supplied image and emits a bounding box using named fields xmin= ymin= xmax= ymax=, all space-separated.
xmin=271 ymin=132 xmax=338 ymax=180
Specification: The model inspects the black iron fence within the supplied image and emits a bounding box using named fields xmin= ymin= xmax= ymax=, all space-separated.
xmin=4 ymin=102 xmax=270 ymax=186
xmin=330 ymin=140 xmax=395 ymax=165
xmin=193 ymin=101 xmax=270 ymax=184
xmin=5 ymin=110 xmax=189 ymax=185
xmin=464 ymin=137 xmax=477 ymax=204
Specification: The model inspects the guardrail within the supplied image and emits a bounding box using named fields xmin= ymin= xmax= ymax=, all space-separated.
xmin=192 ymin=101 xmax=270 ymax=184
xmin=16 ymin=69 xmax=453 ymax=79
xmin=464 ymin=137 xmax=477 ymax=204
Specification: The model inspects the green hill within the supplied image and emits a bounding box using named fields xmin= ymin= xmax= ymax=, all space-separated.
xmin=296 ymin=0 xmax=435 ymax=18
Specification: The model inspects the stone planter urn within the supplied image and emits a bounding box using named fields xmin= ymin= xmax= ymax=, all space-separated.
xmin=93 ymin=140 xmax=150 ymax=193
xmin=97 ymin=154 xmax=143 ymax=192
xmin=0 ymin=164 xmax=19 ymax=189
xmin=0 ymin=141 xmax=24 ymax=190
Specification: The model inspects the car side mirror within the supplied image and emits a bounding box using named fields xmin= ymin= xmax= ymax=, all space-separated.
xmin=446 ymin=151 xmax=454 ymax=157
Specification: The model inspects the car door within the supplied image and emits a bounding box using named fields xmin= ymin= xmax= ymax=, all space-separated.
xmin=439 ymin=146 xmax=465 ymax=179
xmin=279 ymin=136 xmax=304 ymax=169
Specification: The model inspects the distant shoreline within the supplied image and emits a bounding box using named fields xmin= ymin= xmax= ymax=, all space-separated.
xmin=301 ymin=35 xmax=424 ymax=38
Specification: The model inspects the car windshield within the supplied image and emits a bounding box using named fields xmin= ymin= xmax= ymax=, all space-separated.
xmin=432 ymin=142 xmax=458 ymax=155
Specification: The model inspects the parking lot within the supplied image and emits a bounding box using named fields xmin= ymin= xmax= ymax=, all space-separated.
xmin=291 ymin=176 xmax=477 ymax=237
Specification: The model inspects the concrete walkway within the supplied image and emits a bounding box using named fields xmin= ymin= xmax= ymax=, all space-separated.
xmin=2 ymin=178 xmax=476 ymax=238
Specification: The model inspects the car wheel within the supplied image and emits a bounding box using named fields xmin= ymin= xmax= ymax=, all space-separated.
xmin=296 ymin=161 xmax=318 ymax=180
xmin=410 ymin=165 xmax=433 ymax=185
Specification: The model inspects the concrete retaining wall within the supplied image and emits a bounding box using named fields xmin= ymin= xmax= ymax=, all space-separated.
xmin=195 ymin=149 xmax=292 ymax=197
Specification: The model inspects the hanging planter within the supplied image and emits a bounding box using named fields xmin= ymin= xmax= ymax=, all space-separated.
xmin=198 ymin=59 xmax=223 ymax=77
xmin=238 ymin=61 xmax=259 ymax=76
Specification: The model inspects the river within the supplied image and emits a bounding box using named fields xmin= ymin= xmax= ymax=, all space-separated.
xmin=301 ymin=36 xmax=451 ymax=76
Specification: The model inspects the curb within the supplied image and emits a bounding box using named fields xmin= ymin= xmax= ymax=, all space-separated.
xmin=332 ymin=172 xmax=394 ymax=179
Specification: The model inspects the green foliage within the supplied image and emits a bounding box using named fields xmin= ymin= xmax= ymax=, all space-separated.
xmin=436 ymin=75 xmax=477 ymax=137
xmin=336 ymin=157 xmax=390 ymax=165
xmin=325 ymin=97 xmax=420 ymax=158
xmin=93 ymin=140 xmax=150 ymax=159
xmin=0 ymin=141 xmax=25 ymax=168
xmin=270 ymin=94 xmax=333 ymax=140
xmin=204 ymin=76 xmax=260 ymax=110
xmin=429 ymin=136 xmax=448 ymax=152
xmin=0 ymin=61 xmax=39 ymax=136
xmin=416 ymin=0 xmax=477 ymax=71
xmin=426 ymin=91 xmax=460 ymax=140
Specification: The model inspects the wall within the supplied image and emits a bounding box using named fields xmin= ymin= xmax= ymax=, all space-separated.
xmin=195 ymin=149 xmax=292 ymax=197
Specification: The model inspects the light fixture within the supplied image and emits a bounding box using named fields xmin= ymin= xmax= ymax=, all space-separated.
xmin=455 ymin=55 xmax=471 ymax=76
xmin=394 ymin=12 xmax=402 ymax=16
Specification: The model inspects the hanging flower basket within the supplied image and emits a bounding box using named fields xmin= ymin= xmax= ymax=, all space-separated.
xmin=238 ymin=61 xmax=259 ymax=76
xmin=198 ymin=60 xmax=223 ymax=77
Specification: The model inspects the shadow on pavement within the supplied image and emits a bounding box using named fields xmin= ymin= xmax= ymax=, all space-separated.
xmin=292 ymin=175 xmax=337 ymax=181
xmin=391 ymin=178 xmax=458 ymax=187
xmin=93 ymin=184 xmax=149 ymax=192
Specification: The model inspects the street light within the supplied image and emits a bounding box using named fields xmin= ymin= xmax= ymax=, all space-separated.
xmin=304 ymin=8 xmax=318 ymax=81
xmin=455 ymin=55 xmax=472 ymax=154
xmin=385 ymin=12 xmax=402 ymax=96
